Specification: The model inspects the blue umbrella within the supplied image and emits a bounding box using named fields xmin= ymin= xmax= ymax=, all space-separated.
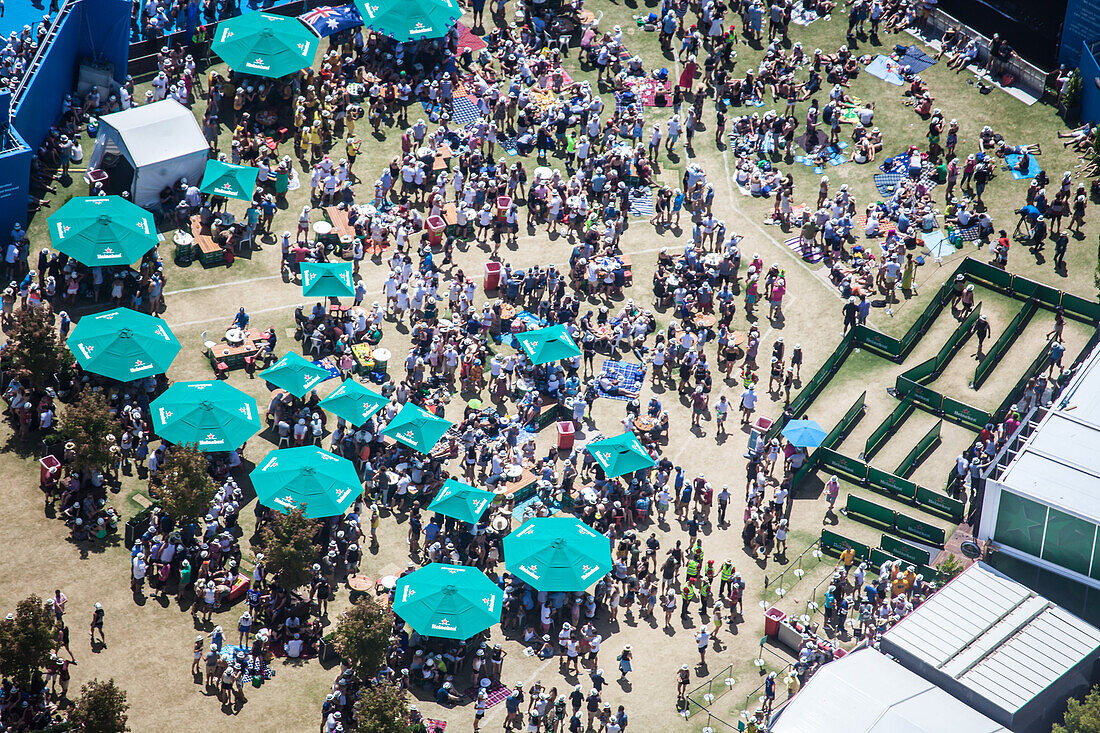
xmin=781 ymin=419 xmax=827 ymax=448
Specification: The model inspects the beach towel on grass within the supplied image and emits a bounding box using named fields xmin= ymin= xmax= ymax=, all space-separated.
xmin=451 ymin=96 xmax=482 ymax=126
xmin=790 ymin=0 xmax=819 ymax=25
xmin=923 ymin=230 xmax=954 ymax=258
xmin=866 ymin=55 xmax=904 ymax=85
xmin=463 ymin=681 xmax=510 ymax=706
xmin=879 ymin=154 xmax=909 ymax=174
xmin=628 ymin=188 xmax=655 ymax=217
xmin=873 ymin=172 xmax=905 ymax=196
xmin=796 ymin=129 xmax=829 ymax=153
xmin=784 ymin=235 xmax=824 ymax=263
xmin=899 ymin=46 xmax=937 ymax=74
xmin=597 ymin=360 xmax=646 ymax=401
xmin=957 ymin=224 xmax=981 ymax=242
xmin=456 ymin=21 xmax=487 ymax=52
xmin=1004 ymin=153 xmax=1041 ymax=179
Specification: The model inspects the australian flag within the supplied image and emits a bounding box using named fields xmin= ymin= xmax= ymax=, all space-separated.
xmin=299 ymin=4 xmax=364 ymax=37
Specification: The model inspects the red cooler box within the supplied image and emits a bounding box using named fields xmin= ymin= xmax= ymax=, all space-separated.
xmin=764 ymin=606 xmax=786 ymax=638
xmin=426 ymin=215 xmax=446 ymax=246
xmin=556 ymin=421 xmax=575 ymax=451
xmin=484 ymin=261 xmax=502 ymax=291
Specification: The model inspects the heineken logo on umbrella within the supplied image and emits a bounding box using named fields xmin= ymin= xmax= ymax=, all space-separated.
xmin=76 ymin=343 xmax=95 ymax=358
xmin=130 ymin=359 xmax=154 ymax=374
xmin=198 ymin=432 xmax=226 ymax=447
xmin=580 ymin=564 xmax=600 ymax=581
xmin=214 ymin=183 xmax=238 ymax=197
xmin=246 ymin=57 xmax=271 ymax=71
xmin=362 ymin=3 xmax=379 ymax=18
xmin=219 ymin=27 xmax=235 ymax=41
xmin=263 ymin=456 xmax=279 ymax=469
xmin=97 ymin=248 xmax=118 ymax=260
xmin=159 ymin=409 xmax=172 ymax=420
xmin=482 ymin=595 xmax=496 ymax=612
xmin=273 ymin=495 xmax=299 ymax=510
xmin=239 ymin=405 xmax=253 ymax=418
xmin=519 ymin=563 xmax=540 ymax=580
xmin=55 ymin=223 xmax=71 ymax=238
xmin=298 ymin=42 xmax=312 ymax=56
xmin=431 ymin=617 xmax=457 ymax=632
xmin=409 ymin=21 xmax=432 ymax=34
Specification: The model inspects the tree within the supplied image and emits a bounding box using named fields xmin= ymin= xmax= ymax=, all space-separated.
xmin=0 ymin=595 xmax=56 ymax=687
xmin=353 ymin=682 xmax=410 ymax=733
xmin=5 ymin=306 xmax=70 ymax=390
xmin=257 ymin=507 xmax=319 ymax=591
xmin=149 ymin=444 xmax=217 ymax=525
xmin=69 ymin=678 xmax=130 ymax=733
xmin=58 ymin=392 xmax=120 ymax=475
xmin=332 ymin=596 xmax=394 ymax=681
xmin=1055 ymin=684 xmax=1100 ymax=733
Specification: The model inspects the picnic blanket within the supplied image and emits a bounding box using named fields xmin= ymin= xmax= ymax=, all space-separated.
xmin=463 ymin=681 xmax=510 ymax=706
xmin=923 ymin=230 xmax=953 ymax=257
xmin=879 ymin=153 xmax=910 ymax=175
xmin=315 ymin=357 xmax=342 ymax=381
xmin=790 ymin=0 xmax=821 ymax=25
xmin=456 ymin=21 xmax=487 ymax=52
xmin=596 ymin=360 xmax=646 ymax=401
xmin=796 ymin=129 xmax=829 ymax=153
xmin=219 ymin=645 xmax=277 ymax=678
xmin=498 ymin=134 xmax=519 ymax=155
xmin=866 ymin=55 xmax=904 ymax=86
xmin=955 ymin=223 xmax=981 ymax=242
xmin=451 ymin=96 xmax=482 ymax=126
xmin=425 ymin=720 xmax=447 ymax=733
xmin=898 ymin=45 xmax=937 ymax=74
xmin=499 ymin=311 xmax=548 ymax=347
xmin=1004 ymin=153 xmax=1041 ymax=179
xmin=623 ymin=77 xmax=672 ymax=106
xmin=512 ymin=493 xmax=563 ymax=521
xmin=628 ymin=188 xmax=655 ymax=217
xmin=784 ymin=235 xmax=824 ymax=263
xmin=874 ymin=172 xmax=905 ymax=196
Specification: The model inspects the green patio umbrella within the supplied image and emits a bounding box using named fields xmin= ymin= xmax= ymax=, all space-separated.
xmin=516 ymin=324 xmax=581 ymax=366
xmin=258 ymin=352 xmax=331 ymax=398
xmin=47 ymin=195 xmax=158 ymax=266
xmin=503 ymin=517 xmax=612 ymax=591
xmin=67 ymin=308 xmax=181 ymax=382
xmin=427 ymin=478 xmax=495 ymax=524
xmin=382 ymin=401 xmax=452 ymax=454
xmin=319 ymin=378 xmax=388 ymax=427
xmin=393 ymin=564 xmax=503 ymax=639
xmin=199 ymin=159 xmax=259 ymax=201
xmin=585 ymin=432 xmax=656 ymax=478
xmin=301 ymin=262 xmax=355 ymax=298
xmin=211 ymin=12 xmax=319 ymax=78
xmin=353 ymin=0 xmax=461 ymax=42
xmin=150 ymin=381 xmax=261 ymax=451
xmin=250 ymin=445 xmax=360 ymax=518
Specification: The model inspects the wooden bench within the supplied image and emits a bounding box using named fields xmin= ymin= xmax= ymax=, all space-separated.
xmin=189 ymin=215 xmax=224 ymax=268
xmin=324 ymin=206 xmax=357 ymax=240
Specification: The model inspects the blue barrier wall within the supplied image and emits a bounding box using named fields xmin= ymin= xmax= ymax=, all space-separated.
xmin=0 ymin=139 xmax=34 ymax=253
xmin=1060 ymin=0 xmax=1100 ymax=68
xmin=12 ymin=8 xmax=82 ymax=155
xmin=79 ymin=0 xmax=132 ymax=83
xmin=1080 ymin=42 xmax=1100 ymax=124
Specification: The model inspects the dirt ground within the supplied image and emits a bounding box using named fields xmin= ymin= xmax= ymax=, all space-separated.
xmin=2 ymin=3 xmax=1099 ymax=732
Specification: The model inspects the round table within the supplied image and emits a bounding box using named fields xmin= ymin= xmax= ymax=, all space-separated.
xmin=591 ymin=324 xmax=613 ymax=340
xmin=703 ymin=253 xmax=723 ymax=267
xmin=347 ymin=574 xmax=374 ymax=601
xmin=437 ymin=318 xmax=453 ymax=329
xmin=504 ymin=465 xmax=524 ymax=481
xmin=313 ymin=221 xmax=334 ymax=237
xmin=731 ymin=330 xmax=747 ymax=347
xmin=633 ymin=415 xmax=657 ymax=432
xmin=499 ymin=304 xmax=517 ymax=319
xmin=173 ymin=230 xmax=193 ymax=246
xmin=693 ymin=313 xmax=718 ymax=329
xmin=378 ymin=575 xmax=398 ymax=591
xmin=372 ymin=348 xmax=391 ymax=372
xmin=225 ymin=328 xmax=245 ymax=345
xmin=491 ymin=515 xmax=510 ymax=531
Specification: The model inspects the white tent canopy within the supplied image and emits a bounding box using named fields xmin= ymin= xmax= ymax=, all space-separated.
xmin=88 ymin=99 xmax=208 ymax=208
xmin=769 ymin=648 xmax=1008 ymax=733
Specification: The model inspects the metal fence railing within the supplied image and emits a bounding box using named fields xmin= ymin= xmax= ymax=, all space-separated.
xmin=762 ymin=541 xmax=825 ymax=601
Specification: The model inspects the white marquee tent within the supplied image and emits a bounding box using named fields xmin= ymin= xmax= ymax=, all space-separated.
xmin=88 ymin=99 xmax=208 ymax=208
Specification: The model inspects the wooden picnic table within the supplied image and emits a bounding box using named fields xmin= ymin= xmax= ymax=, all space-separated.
xmin=432 ymin=143 xmax=453 ymax=172
xmin=494 ymin=466 xmax=538 ymax=501
xmin=190 ymin=215 xmax=223 ymax=268
xmin=209 ymin=328 xmax=271 ymax=370
xmin=443 ymin=202 xmax=458 ymax=227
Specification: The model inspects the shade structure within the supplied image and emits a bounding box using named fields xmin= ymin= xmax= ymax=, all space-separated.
xmin=211 ymin=12 xmax=319 ymax=78
xmin=258 ymin=352 xmax=331 ymax=398
xmin=199 ymin=159 xmax=259 ymax=201
xmin=516 ymin=324 xmax=581 ymax=365
xmin=319 ymin=379 xmax=388 ymax=426
xmin=427 ymin=479 xmax=495 ymax=524
xmin=392 ymin=564 xmax=503 ymax=639
xmin=67 ymin=308 xmax=181 ymax=382
xmin=352 ymin=0 xmax=461 ymax=41
xmin=151 ymin=381 xmax=261 ymax=451
xmin=301 ymin=262 xmax=355 ymax=298
xmin=382 ymin=402 xmax=452 ymax=453
xmin=781 ymin=419 xmax=828 ymax=448
xmin=584 ymin=432 xmax=656 ymax=478
xmin=250 ymin=445 xmax=360 ymax=518
xmin=47 ymin=195 xmax=157 ymax=266
xmin=503 ymin=517 xmax=612 ymax=591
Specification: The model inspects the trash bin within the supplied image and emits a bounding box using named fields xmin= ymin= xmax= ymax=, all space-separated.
xmin=764 ymin=606 xmax=787 ymax=638
xmin=484 ymin=261 xmax=502 ymax=291
xmin=556 ymin=421 xmax=575 ymax=451
xmin=39 ymin=455 xmax=60 ymax=486
xmin=426 ymin=215 xmax=446 ymax=246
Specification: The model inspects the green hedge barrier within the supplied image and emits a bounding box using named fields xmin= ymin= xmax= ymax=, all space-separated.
xmin=902 ymin=356 xmax=938 ymax=385
xmin=864 ymin=397 xmax=915 ymax=460
xmin=820 ymin=529 xmax=870 ymax=559
xmin=845 ymin=494 xmax=897 ymax=529
xmin=880 ymin=534 xmax=932 ymax=565
xmin=894 ymin=512 xmax=946 ymax=546
xmin=867 ymin=465 xmax=918 ymax=500
xmin=895 ymin=420 xmax=941 ymax=478
xmin=974 ymin=299 xmax=1038 ymax=389
xmin=915 ymin=486 xmax=965 ymax=521
xmin=823 ymin=391 xmax=866 ymax=450
xmin=820 ymin=448 xmax=869 ymax=482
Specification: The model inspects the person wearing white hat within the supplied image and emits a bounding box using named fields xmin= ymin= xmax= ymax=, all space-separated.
xmin=90 ymin=602 xmax=104 ymax=644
